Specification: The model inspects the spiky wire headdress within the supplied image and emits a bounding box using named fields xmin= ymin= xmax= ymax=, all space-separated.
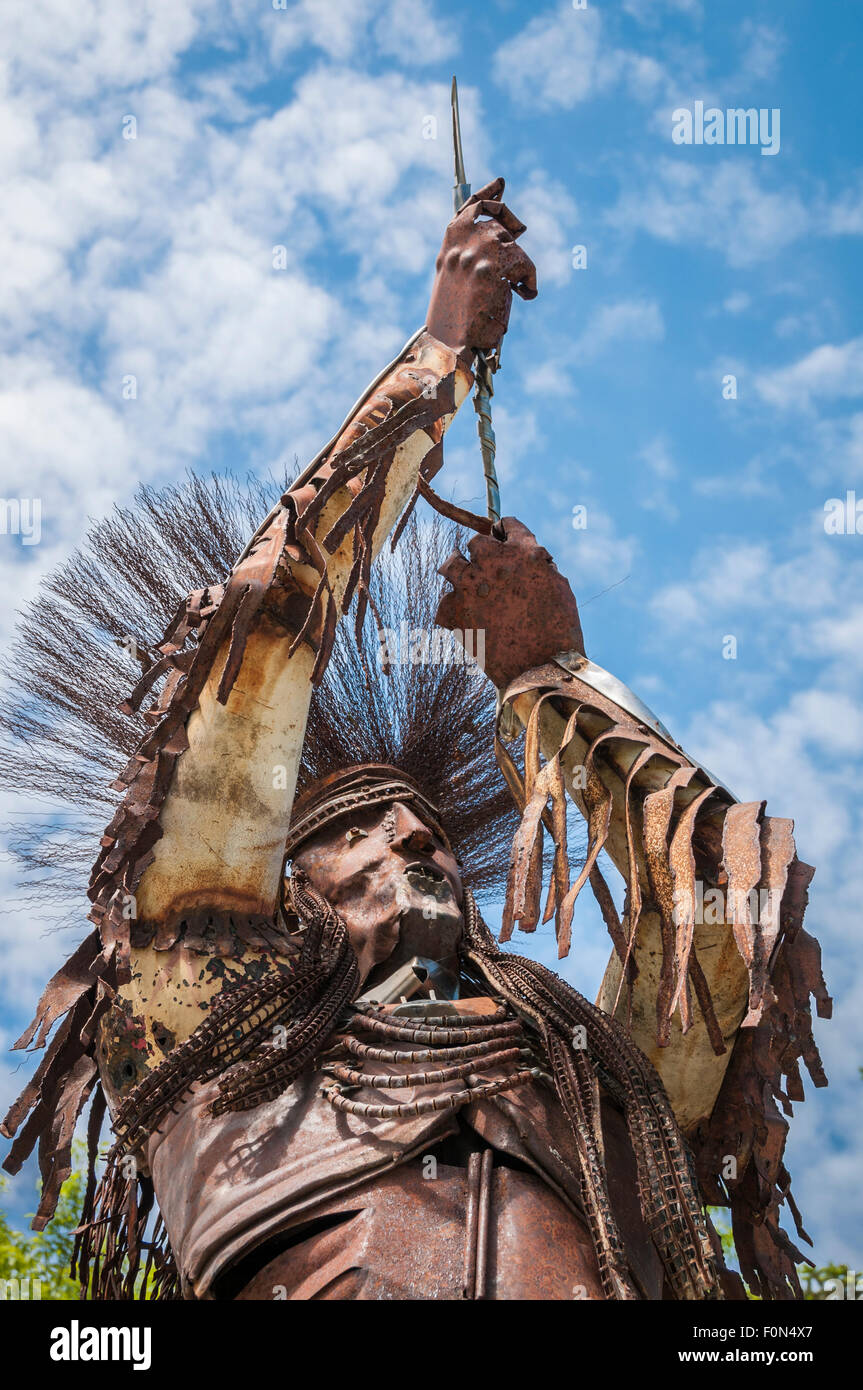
xmin=0 ymin=469 xmax=729 ymax=1305
xmin=0 ymin=470 xmax=528 ymax=926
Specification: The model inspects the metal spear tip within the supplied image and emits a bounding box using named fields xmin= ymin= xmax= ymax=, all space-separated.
xmin=451 ymin=74 xmax=470 ymax=213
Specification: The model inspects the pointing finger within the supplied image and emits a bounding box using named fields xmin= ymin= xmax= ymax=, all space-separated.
xmin=437 ymin=548 xmax=471 ymax=585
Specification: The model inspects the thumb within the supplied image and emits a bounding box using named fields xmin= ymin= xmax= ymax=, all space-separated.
xmin=434 ymin=589 xmax=463 ymax=631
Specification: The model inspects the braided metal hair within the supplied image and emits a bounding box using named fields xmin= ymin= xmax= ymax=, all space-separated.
xmin=458 ymin=893 xmax=724 ymax=1302
xmin=73 ymin=872 xmax=360 ymax=1300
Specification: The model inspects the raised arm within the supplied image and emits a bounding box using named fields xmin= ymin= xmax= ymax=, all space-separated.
xmin=1 ymin=185 xmax=538 ymax=1220
xmin=436 ymin=516 xmax=831 ymax=1296
xmin=90 ymin=180 xmax=537 ymax=953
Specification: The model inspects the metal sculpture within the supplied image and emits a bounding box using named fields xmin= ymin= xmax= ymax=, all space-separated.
xmin=0 ymin=144 xmax=830 ymax=1304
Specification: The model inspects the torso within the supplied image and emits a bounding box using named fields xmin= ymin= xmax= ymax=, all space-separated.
xmin=142 ymin=995 xmax=664 ymax=1300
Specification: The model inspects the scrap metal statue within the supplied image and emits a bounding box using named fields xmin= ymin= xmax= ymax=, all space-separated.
xmin=1 ymin=161 xmax=830 ymax=1301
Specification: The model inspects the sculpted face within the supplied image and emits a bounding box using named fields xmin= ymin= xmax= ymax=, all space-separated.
xmin=290 ymin=800 xmax=464 ymax=987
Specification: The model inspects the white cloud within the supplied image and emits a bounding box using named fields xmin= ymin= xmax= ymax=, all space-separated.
xmin=493 ymin=3 xmax=664 ymax=112
xmin=268 ymin=0 xmax=375 ymax=63
xmin=553 ymin=502 xmax=638 ymax=592
xmin=0 ymin=54 xmax=491 ymax=564
xmin=692 ymin=453 xmax=774 ymax=499
xmin=573 ymin=298 xmax=664 ymax=362
xmin=812 ymin=411 xmax=863 ymax=481
xmin=773 ymin=309 xmax=829 ymax=340
xmin=825 ymin=180 xmax=863 ymax=235
xmin=1 ymin=0 xmax=203 ymax=104
xmin=267 ymin=0 xmax=456 ymax=66
xmin=647 ymin=526 xmax=863 ymax=867
xmin=493 ymin=6 xmax=612 ymax=111
xmin=650 ymin=531 xmax=862 ymax=648
xmin=373 ymin=0 xmax=458 ymax=65
xmin=639 ymin=435 xmax=677 ymax=479
xmin=607 ymin=158 xmax=809 ymax=267
xmin=103 ymin=247 xmax=336 ymax=425
xmin=811 ymin=604 xmax=863 ymax=671
xmin=622 ymin=0 xmax=703 ymax=19
xmin=755 ymin=337 xmax=863 ymax=412
xmin=735 ymin=20 xmax=786 ymax=83
xmin=650 ymin=541 xmax=771 ymax=628
xmin=523 ymin=360 xmax=576 ymax=399
xmin=607 ymin=152 xmax=863 ymax=270
xmin=0 ymin=355 xmax=130 ymax=502
xmin=637 ymin=436 xmax=679 ymax=520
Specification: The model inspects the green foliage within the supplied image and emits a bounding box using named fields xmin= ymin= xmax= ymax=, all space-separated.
xmin=0 ymin=1144 xmax=162 ymax=1301
xmin=799 ymin=1263 xmax=858 ymax=1300
xmin=708 ymin=1206 xmax=735 ymax=1257
xmin=0 ymin=1144 xmax=86 ymax=1299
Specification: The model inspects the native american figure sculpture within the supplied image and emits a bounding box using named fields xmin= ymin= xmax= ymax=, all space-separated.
xmin=1 ymin=179 xmax=831 ymax=1301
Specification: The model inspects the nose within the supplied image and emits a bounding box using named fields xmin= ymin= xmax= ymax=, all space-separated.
xmin=389 ymin=801 xmax=435 ymax=853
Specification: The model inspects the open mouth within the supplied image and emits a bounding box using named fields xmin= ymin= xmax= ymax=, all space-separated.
xmin=403 ymin=861 xmax=451 ymax=900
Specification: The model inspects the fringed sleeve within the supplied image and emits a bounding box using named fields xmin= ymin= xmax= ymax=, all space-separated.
xmin=1 ymin=931 xmax=115 ymax=1228
xmin=497 ymin=661 xmax=831 ymax=1300
xmin=3 ymin=331 xmax=473 ymax=1247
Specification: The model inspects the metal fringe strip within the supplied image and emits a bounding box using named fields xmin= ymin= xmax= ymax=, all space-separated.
xmin=495 ymin=671 xmax=831 ymax=1300
xmin=1 ymin=936 xmax=116 ymax=1230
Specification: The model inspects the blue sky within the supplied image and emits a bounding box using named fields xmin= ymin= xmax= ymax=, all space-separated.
xmin=1 ymin=0 xmax=862 ymax=1270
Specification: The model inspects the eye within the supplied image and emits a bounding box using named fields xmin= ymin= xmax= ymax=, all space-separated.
xmin=345 ymin=826 xmax=368 ymax=845
xmin=341 ymin=867 xmax=371 ymax=893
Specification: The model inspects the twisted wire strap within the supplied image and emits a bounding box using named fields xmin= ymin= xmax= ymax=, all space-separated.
xmin=342 ymin=1008 xmax=519 ymax=1047
xmin=473 ymin=350 xmax=501 ymax=524
xmin=338 ymin=1031 xmax=527 ymax=1064
xmin=323 ymin=1070 xmax=541 ymax=1121
xmin=324 ymin=1045 xmax=528 ymax=1089
xmin=320 ymin=997 xmax=545 ymax=1119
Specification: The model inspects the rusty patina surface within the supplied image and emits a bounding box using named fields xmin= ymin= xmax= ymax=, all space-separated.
xmin=232 ymin=1159 xmax=608 ymax=1302
xmin=2 ymin=167 xmax=829 ymax=1307
xmin=436 ymin=517 xmax=585 ymax=691
xmin=96 ymin=923 xmax=300 ymax=1113
xmin=141 ymin=991 xmax=663 ymax=1301
xmin=435 ymin=517 xmax=831 ymax=1300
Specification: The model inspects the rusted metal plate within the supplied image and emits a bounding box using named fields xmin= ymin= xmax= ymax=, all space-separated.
xmin=436 ymin=518 xmax=584 ymax=691
xmin=233 ymin=1159 xmax=604 ymax=1301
